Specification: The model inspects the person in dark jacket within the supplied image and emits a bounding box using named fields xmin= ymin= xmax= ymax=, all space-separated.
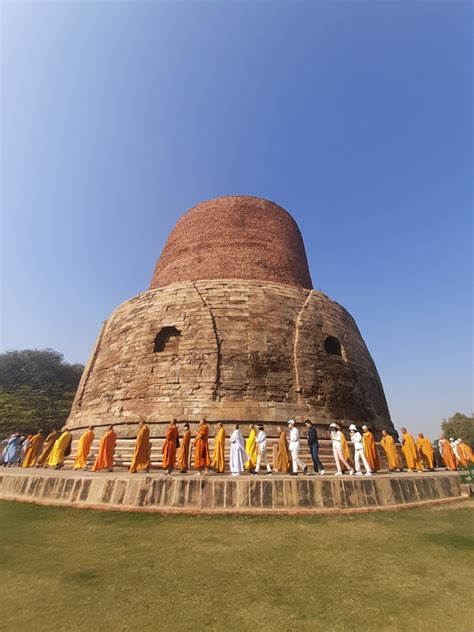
xmin=304 ymin=420 xmax=325 ymax=475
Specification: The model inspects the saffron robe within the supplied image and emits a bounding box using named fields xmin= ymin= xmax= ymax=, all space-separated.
xmin=275 ymin=430 xmax=291 ymax=472
xmin=416 ymin=437 xmax=434 ymax=469
xmin=177 ymin=430 xmax=191 ymax=471
xmin=162 ymin=425 xmax=178 ymax=470
xmin=380 ymin=435 xmax=402 ymax=470
xmin=130 ymin=426 xmax=151 ymax=473
xmin=363 ymin=430 xmax=380 ymax=472
xmin=35 ymin=431 xmax=61 ymax=466
xmin=194 ymin=423 xmax=210 ymax=469
xmin=21 ymin=433 xmax=44 ymax=468
xmin=458 ymin=442 xmax=474 ymax=464
xmin=211 ymin=427 xmax=226 ymax=473
xmin=438 ymin=439 xmax=456 ymax=471
xmin=48 ymin=431 xmax=73 ymax=468
xmin=244 ymin=428 xmax=257 ymax=471
xmin=230 ymin=429 xmax=247 ymax=474
xmin=92 ymin=430 xmax=117 ymax=472
xmin=73 ymin=429 xmax=95 ymax=469
xmin=401 ymin=431 xmax=423 ymax=470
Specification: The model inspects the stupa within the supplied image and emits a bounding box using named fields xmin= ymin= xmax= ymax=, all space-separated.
xmin=67 ymin=196 xmax=394 ymax=438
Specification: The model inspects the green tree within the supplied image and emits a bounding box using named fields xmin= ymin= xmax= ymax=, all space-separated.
xmin=441 ymin=412 xmax=474 ymax=446
xmin=0 ymin=349 xmax=84 ymax=438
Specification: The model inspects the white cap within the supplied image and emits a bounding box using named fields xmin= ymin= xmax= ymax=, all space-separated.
xmin=349 ymin=424 xmax=357 ymax=431
xmin=329 ymin=423 xmax=339 ymax=429
xmin=288 ymin=419 xmax=295 ymax=425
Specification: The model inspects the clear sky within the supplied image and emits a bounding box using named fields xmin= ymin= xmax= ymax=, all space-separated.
xmin=1 ymin=1 xmax=472 ymax=437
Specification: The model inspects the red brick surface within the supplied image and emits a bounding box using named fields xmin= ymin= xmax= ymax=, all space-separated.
xmin=150 ymin=196 xmax=313 ymax=289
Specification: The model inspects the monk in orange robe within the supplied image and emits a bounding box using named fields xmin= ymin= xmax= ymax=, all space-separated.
xmin=458 ymin=440 xmax=474 ymax=464
xmin=400 ymin=427 xmax=423 ymax=472
xmin=92 ymin=425 xmax=116 ymax=472
xmin=380 ymin=430 xmax=402 ymax=471
xmin=74 ymin=426 xmax=95 ymax=470
xmin=416 ymin=433 xmax=435 ymax=471
xmin=130 ymin=422 xmax=151 ymax=473
xmin=362 ymin=426 xmax=380 ymax=472
xmin=194 ymin=418 xmax=210 ymax=474
xmin=211 ymin=422 xmax=226 ymax=473
xmin=438 ymin=436 xmax=456 ymax=471
xmin=35 ymin=429 xmax=61 ymax=466
xmin=162 ymin=419 xmax=179 ymax=474
xmin=177 ymin=423 xmax=191 ymax=473
xmin=21 ymin=430 xmax=44 ymax=468
xmin=275 ymin=425 xmax=291 ymax=472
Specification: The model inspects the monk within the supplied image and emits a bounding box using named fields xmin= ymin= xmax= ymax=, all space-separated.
xmin=245 ymin=424 xmax=257 ymax=472
xmin=177 ymin=423 xmax=191 ymax=472
xmin=400 ymin=427 xmax=423 ymax=472
xmin=416 ymin=433 xmax=435 ymax=471
xmin=275 ymin=425 xmax=291 ymax=472
xmin=438 ymin=436 xmax=456 ymax=471
xmin=162 ymin=419 xmax=179 ymax=474
xmin=35 ymin=429 xmax=61 ymax=467
xmin=48 ymin=428 xmax=73 ymax=470
xmin=194 ymin=418 xmax=210 ymax=474
xmin=92 ymin=425 xmax=117 ymax=472
xmin=458 ymin=440 xmax=474 ymax=464
xmin=130 ymin=422 xmax=151 ymax=473
xmin=74 ymin=426 xmax=95 ymax=470
xmin=211 ymin=422 xmax=226 ymax=473
xmin=380 ymin=430 xmax=402 ymax=471
xmin=21 ymin=430 xmax=44 ymax=468
xmin=362 ymin=425 xmax=380 ymax=472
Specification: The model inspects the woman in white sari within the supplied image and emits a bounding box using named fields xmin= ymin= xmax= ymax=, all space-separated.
xmin=230 ymin=424 xmax=247 ymax=476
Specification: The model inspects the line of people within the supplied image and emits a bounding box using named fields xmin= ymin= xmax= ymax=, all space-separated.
xmin=2 ymin=419 xmax=473 ymax=474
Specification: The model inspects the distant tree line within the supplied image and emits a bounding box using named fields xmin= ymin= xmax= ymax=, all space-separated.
xmin=441 ymin=412 xmax=474 ymax=446
xmin=0 ymin=349 xmax=84 ymax=437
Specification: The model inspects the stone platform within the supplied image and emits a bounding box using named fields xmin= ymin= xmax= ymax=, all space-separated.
xmin=0 ymin=469 xmax=464 ymax=515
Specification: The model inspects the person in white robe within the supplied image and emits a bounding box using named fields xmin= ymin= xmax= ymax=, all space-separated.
xmin=253 ymin=424 xmax=272 ymax=475
xmin=230 ymin=424 xmax=247 ymax=475
xmin=288 ymin=420 xmax=307 ymax=475
xmin=349 ymin=424 xmax=372 ymax=475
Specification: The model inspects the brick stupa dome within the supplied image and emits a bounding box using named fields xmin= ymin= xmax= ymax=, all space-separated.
xmin=150 ymin=195 xmax=313 ymax=290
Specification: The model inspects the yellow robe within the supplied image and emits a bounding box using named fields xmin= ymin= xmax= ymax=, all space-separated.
xmin=458 ymin=442 xmax=474 ymax=464
xmin=35 ymin=431 xmax=61 ymax=466
xmin=416 ymin=437 xmax=434 ymax=470
xmin=276 ymin=430 xmax=291 ymax=472
xmin=363 ymin=430 xmax=380 ymax=472
xmin=48 ymin=431 xmax=73 ymax=468
xmin=21 ymin=433 xmax=44 ymax=468
xmin=380 ymin=435 xmax=402 ymax=470
xmin=244 ymin=429 xmax=257 ymax=470
xmin=73 ymin=430 xmax=95 ymax=469
xmin=401 ymin=432 xmax=423 ymax=471
xmin=438 ymin=439 xmax=456 ymax=471
xmin=211 ymin=427 xmax=226 ymax=473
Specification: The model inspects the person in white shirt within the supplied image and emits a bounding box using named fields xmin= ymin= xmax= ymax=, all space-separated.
xmin=229 ymin=424 xmax=247 ymax=476
xmin=287 ymin=419 xmax=307 ymax=475
xmin=329 ymin=422 xmax=354 ymax=475
xmin=349 ymin=424 xmax=372 ymax=475
xmin=253 ymin=424 xmax=272 ymax=475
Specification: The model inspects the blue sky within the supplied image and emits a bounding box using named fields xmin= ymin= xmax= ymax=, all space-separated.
xmin=1 ymin=1 xmax=472 ymax=437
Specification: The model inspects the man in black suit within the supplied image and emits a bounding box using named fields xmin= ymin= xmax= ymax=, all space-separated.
xmin=305 ymin=420 xmax=325 ymax=475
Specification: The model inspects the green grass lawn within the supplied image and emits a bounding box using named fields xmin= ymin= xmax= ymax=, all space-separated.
xmin=0 ymin=500 xmax=472 ymax=632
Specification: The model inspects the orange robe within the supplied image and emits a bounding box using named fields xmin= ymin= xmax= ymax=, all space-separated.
xmin=73 ymin=429 xmax=95 ymax=469
xmin=21 ymin=433 xmax=44 ymax=468
xmin=194 ymin=423 xmax=210 ymax=469
xmin=401 ymin=432 xmax=423 ymax=471
xmin=35 ymin=431 xmax=61 ymax=466
xmin=438 ymin=439 xmax=456 ymax=471
xmin=458 ymin=443 xmax=474 ymax=464
xmin=92 ymin=430 xmax=116 ymax=472
xmin=177 ymin=430 xmax=191 ymax=471
xmin=130 ymin=426 xmax=151 ymax=473
xmin=211 ymin=427 xmax=226 ymax=473
xmin=162 ymin=425 xmax=178 ymax=470
xmin=380 ymin=435 xmax=402 ymax=470
xmin=416 ymin=437 xmax=434 ymax=469
xmin=363 ymin=431 xmax=380 ymax=472
xmin=276 ymin=430 xmax=291 ymax=472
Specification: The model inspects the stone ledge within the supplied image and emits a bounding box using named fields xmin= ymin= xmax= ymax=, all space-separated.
xmin=0 ymin=471 xmax=462 ymax=515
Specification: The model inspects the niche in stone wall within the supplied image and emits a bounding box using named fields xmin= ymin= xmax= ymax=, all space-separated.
xmin=324 ymin=336 xmax=343 ymax=358
xmin=153 ymin=326 xmax=181 ymax=353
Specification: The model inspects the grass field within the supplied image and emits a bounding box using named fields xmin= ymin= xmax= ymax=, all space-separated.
xmin=0 ymin=500 xmax=473 ymax=632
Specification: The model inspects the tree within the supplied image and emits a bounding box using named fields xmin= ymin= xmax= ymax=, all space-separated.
xmin=441 ymin=412 xmax=474 ymax=446
xmin=0 ymin=349 xmax=84 ymax=437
